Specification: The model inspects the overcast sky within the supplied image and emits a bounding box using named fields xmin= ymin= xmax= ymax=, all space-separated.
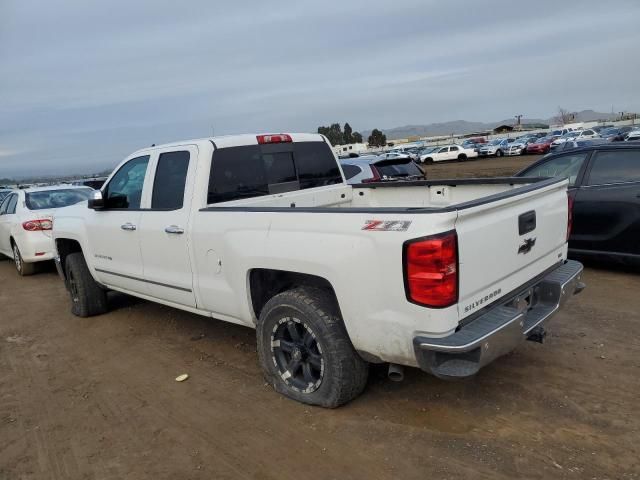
xmin=1 ymin=0 xmax=639 ymax=178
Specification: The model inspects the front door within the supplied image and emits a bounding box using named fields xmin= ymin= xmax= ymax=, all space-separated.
xmin=86 ymin=155 xmax=151 ymax=294
xmin=573 ymin=148 xmax=640 ymax=256
xmin=138 ymin=146 xmax=197 ymax=307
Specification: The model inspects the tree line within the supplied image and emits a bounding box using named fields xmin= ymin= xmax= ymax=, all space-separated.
xmin=317 ymin=123 xmax=387 ymax=148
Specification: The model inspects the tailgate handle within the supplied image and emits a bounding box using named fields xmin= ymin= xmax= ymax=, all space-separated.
xmin=518 ymin=210 xmax=536 ymax=235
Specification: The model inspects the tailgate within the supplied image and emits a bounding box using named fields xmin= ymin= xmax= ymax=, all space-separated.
xmin=455 ymin=179 xmax=569 ymax=321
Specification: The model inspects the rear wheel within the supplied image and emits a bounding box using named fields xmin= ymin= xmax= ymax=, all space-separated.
xmin=65 ymin=252 xmax=108 ymax=317
xmin=13 ymin=243 xmax=35 ymax=276
xmin=457 ymin=153 xmax=467 ymax=161
xmin=257 ymin=287 xmax=369 ymax=408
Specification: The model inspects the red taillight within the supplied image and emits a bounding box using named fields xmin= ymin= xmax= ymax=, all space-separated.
xmin=404 ymin=231 xmax=458 ymax=308
xmin=256 ymin=134 xmax=292 ymax=144
xmin=567 ymin=193 xmax=574 ymax=241
xmin=22 ymin=219 xmax=53 ymax=231
xmin=362 ymin=165 xmax=382 ymax=183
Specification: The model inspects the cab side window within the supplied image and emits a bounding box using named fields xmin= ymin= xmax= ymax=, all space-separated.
xmin=587 ymin=150 xmax=640 ymax=185
xmin=151 ymin=151 xmax=190 ymax=210
xmin=521 ymin=153 xmax=588 ymax=186
xmin=104 ymin=156 xmax=150 ymax=209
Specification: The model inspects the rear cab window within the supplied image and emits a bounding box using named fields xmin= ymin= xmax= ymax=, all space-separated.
xmin=25 ymin=189 xmax=93 ymax=210
xmin=208 ymin=141 xmax=342 ymax=204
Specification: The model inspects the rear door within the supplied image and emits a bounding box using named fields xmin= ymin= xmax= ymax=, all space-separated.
xmin=572 ymin=148 xmax=640 ymax=256
xmin=138 ymin=146 xmax=197 ymax=307
xmin=454 ymin=179 xmax=571 ymax=321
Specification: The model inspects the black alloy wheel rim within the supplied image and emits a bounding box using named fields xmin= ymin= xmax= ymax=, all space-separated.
xmin=271 ymin=317 xmax=324 ymax=393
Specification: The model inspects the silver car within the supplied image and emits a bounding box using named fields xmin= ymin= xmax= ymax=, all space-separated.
xmin=340 ymin=155 xmax=425 ymax=184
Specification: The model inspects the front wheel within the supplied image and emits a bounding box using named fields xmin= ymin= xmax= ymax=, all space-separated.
xmin=65 ymin=252 xmax=108 ymax=317
xmin=496 ymin=149 xmax=503 ymax=157
xmin=424 ymin=157 xmax=434 ymax=164
xmin=257 ymin=287 xmax=369 ymax=408
xmin=13 ymin=243 xmax=36 ymax=276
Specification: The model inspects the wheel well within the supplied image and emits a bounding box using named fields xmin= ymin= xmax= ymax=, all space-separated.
xmin=55 ymin=239 xmax=83 ymax=277
xmin=249 ymin=269 xmax=337 ymax=321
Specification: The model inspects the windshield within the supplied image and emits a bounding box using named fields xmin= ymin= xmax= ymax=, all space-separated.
xmin=488 ymin=139 xmax=503 ymax=145
xmin=373 ymin=159 xmax=423 ymax=178
xmin=25 ymin=188 xmax=93 ymax=210
xmin=535 ymin=137 xmax=551 ymax=144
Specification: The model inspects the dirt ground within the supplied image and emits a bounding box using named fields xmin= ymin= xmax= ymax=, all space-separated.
xmin=1 ymin=155 xmax=639 ymax=480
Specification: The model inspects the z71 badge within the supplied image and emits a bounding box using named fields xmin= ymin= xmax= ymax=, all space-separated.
xmin=362 ymin=220 xmax=412 ymax=231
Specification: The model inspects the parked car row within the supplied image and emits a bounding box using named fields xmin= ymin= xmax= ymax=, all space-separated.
xmin=382 ymin=125 xmax=640 ymax=161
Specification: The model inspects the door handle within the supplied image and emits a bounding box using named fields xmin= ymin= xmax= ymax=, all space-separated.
xmin=121 ymin=223 xmax=137 ymax=231
xmin=164 ymin=225 xmax=184 ymax=234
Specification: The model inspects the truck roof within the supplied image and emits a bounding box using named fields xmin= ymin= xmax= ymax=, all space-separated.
xmin=130 ymin=133 xmax=326 ymax=157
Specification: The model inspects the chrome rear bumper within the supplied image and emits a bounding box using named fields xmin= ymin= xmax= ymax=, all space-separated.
xmin=413 ymin=260 xmax=584 ymax=379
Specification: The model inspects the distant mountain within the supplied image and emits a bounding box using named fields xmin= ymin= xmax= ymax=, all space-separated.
xmin=360 ymin=110 xmax=621 ymax=140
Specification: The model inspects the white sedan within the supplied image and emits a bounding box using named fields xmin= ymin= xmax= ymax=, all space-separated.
xmin=420 ymin=144 xmax=478 ymax=163
xmin=0 ymin=186 xmax=93 ymax=275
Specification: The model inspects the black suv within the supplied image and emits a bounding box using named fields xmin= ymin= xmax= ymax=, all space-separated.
xmin=517 ymin=144 xmax=640 ymax=264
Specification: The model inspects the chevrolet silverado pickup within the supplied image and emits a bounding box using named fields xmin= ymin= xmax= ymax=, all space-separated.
xmin=52 ymin=133 xmax=584 ymax=407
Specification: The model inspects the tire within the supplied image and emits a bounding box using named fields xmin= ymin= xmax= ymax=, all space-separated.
xmin=424 ymin=157 xmax=434 ymax=165
xmin=12 ymin=243 xmax=36 ymax=276
xmin=457 ymin=153 xmax=467 ymax=161
xmin=65 ymin=252 xmax=108 ymax=317
xmin=496 ymin=149 xmax=503 ymax=157
xmin=257 ymin=287 xmax=369 ymax=408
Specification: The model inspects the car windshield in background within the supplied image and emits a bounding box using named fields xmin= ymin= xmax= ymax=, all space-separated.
xmin=536 ymin=137 xmax=551 ymax=143
xmin=25 ymin=188 xmax=93 ymax=210
xmin=373 ymin=159 xmax=423 ymax=178
xmin=488 ymin=139 xmax=503 ymax=145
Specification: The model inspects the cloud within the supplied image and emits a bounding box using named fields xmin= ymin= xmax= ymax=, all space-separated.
xmin=1 ymin=0 xmax=639 ymax=177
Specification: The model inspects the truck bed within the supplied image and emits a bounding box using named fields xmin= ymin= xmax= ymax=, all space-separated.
xmin=200 ymin=177 xmax=561 ymax=212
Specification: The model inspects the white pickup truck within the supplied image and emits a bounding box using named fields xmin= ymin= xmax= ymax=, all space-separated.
xmin=52 ymin=133 xmax=584 ymax=407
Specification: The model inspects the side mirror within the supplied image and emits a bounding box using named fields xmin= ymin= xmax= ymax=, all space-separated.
xmin=88 ymin=190 xmax=105 ymax=210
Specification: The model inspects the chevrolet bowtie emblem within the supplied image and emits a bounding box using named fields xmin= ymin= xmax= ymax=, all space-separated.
xmin=518 ymin=237 xmax=536 ymax=254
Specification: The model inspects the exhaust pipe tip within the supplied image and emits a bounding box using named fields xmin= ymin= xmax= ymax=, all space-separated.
xmin=388 ymin=363 xmax=404 ymax=382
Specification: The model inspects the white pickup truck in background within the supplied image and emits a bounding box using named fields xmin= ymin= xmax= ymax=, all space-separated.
xmin=52 ymin=133 xmax=584 ymax=407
